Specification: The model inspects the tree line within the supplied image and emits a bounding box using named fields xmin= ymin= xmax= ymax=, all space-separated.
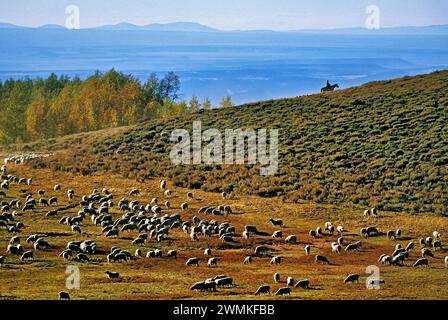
xmin=0 ymin=69 xmax=234 ymax=145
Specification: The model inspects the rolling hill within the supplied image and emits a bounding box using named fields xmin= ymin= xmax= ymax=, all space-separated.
xmin=28 ymin=71 xmax=448 ymax=215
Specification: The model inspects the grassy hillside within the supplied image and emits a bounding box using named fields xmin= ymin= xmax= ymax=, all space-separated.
xmin=33 ymin=71 xmax=448 ymax=214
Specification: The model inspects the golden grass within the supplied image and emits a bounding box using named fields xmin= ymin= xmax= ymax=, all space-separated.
xmin=0 ymin=163 xmax=447 ymax=300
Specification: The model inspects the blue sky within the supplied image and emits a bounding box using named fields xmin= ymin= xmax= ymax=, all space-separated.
xmin=0 ymin=0 xmax=447 ymax=30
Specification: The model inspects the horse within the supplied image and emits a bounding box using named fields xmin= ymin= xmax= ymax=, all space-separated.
xmin=321 ymin=84 xmax=339 ymax=93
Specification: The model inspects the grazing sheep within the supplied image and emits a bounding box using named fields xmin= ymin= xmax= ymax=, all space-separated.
xmin=132 ymin=237 xmax=145 ymax=246
xmin=295 ymin=279 xmax=310 ymax=289
xmin=395 ymin=229 xmax=402 ymax=238
xmin=433 ymin=240 xmax=442 ymax=251
xmin=274 ymin=273 xmax=280 ymax=283
xmin=445 ymin=256 xmax=448 ymax=268
xmin=344 ymin=274 xmax=360 ymax=284
xmin=242 ymin=231 xmax=250 ymax=239
xmin=72 ymin=225 xmax=81 ymax=234
xmin=315 ymin=255 xmax=330 ymax=265
xmin=331 ymin=242 xmax=342 ymax=254
xmin=187 ymin=192 xmax=194 ymax=199
xmin=269 ymin=219 xmax=283 ymax=227
xmin=191 ymin=281 xmax=216 ymax=292
xmin=59 ymin=291 xmax=70 ymax=300
xmin=371 ymin=207 xmax=378 ymax=216
xmin=387 ymin=230 xmax=396 ymax=240
xmin=337 ymin=237 xmax=344 ymax=246
xmin=345 ymin=243 xmax=359 ymax=252
xmin=54 ymin=184 xmax=61 ymax=191
xmin=105 ymin=271 xmax=120 ymax=279
xmin=167 ymin=250 xmax=177 ymax=259
xmin=254 ymin=285 xmax=271 ymax=296
xmin=406 ymin=242 xmax=415 ymax=252
xmin=0 ymin=255 xmax=5 ymax=266
xmin=245 ymin=225 xmax=258 ymax=233
xmin=244 ymin=256 xmax=252 ymax=265
xmin=309 ymin=230 xmax=317 ymax=238
xmin=204 ymin=248 xmax=212 ymax=256
xmin=433 ymin=231 xmax=441 ymax=240
xmin=20 ymin=251 xmax=34 ymax=261
xmin=419 ymin=238 xmax=426 ymax=247
xmin=254 ymin=246 xmax=268 ymax=256
xmin=413 ymin=258 xmax=429 ymax=268
xmin=316 ymin=227 xmax=323 ymax=237
xmin=363 ymin=209 xmax=370 ymax=217
xmin=284 ymin=235 xmax=297 ymax=244
xmin=422 ymin=248 xmax=434 ymax=258
xmin=272 ymin=231 xmax=283 ymax=239
xmin=181 ymin=202 xmax=189 ymax=210
xmin=207 ymin=257 xmax=217 ymax=267
xmin=426 ymin=237 xmax=434 ymax=247
xmin=215 ymin=277 xmax=233 ymax=287
xmin=337 ymin=226 xmax=344 ymax=235
xmin=287 ymin=277 xmax=294 ymax=287
xmin=270 ymin=256 xmax=281 ymax=265
xmin=221 ymin=192 xmax=227 ymax=199
xmin=304 ymin=245 xmax=311 ymax=255
xmin=379 ymin=255 xmax=392 ymax=265
xmin=274 ymin=287 xmax=291 ymax=296
xmin=186 ymin=258 xmax=200 ymax=267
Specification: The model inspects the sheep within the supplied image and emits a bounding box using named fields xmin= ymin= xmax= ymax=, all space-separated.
xmin=419 ymin=238 xmax=426 ymax=247
xmin=387 ymin=230 xmax=396 ymax=240
xmin=167 ymin=250 xmax=177 ymax=259
xmin=204 ymin=248 xmax=212 ymax=256
xmin=295 ymin=279 xmax=310 ymax=289
xmin=0 ymin=255 xmax=5 ymax=266
xmin=75 ymin=253 xmax=90 ymax=262
xmin=181 ymin=202 xmax=189 ymax=210
xmin=344 ymin=274 xmax=360 ymax=284
xmin=245 ymin=225 xmax=258 ymax=233
xmin=337 ymin=237 xmax=344 ymax=246
xmin=422 ymin=248 xmax=434 ymax=258
xmin=426 ymin=237 xmax=434 ymax=247
xmin=187 ymin=192 xmax=194 ymax=200
xmin=345 ymin=243 xmax=359 ymax=252
xmin=72 ymin=225 xmax=81 ymax=234
xmin=272 ymin=231 xmax=283 ymax=239
xmin=379 ymin=255 xmax=392 ymax=265
xmin=274 ymin=273 xmax=280 ymax=283
xmin=270 ymin=256 xmax=281 ymax=265
xmin=395 ymin=229 xmax=402 ymax=238
xmin=59 ymin=291 xmax=70 ymax=300
xmin=406 ymin=242 xmax=415 ymax=252
xmin=309 ymin=230 xmax=317 ymax=238
xmin=207 ymin=257 xmax=217 ymax=267
xmin=337 ymin=226 xmax=344 ymax=235
xmin=54 ymin=184 xmax=61 ymax=191
xmin=445 ymin=256 xmax=448 ymax=268
xmin=274 ymin=287 xmax=291 ymax=296
xmin=105 ymin=228 xmax=119 ymax=238
xmin=363 ymin=209 xmax=370 ymax=217
xmin=105 ymin=271 xmax=120 ymax=279
xmin=244 ymin=256 xmax=252 ymax=265
xmin=395 ymin=244 xmax=403 ymax=251
xmin=242 ymin=231 xmax=250 ymax=239
xmin=284 ymin=235 xmax=297 ymax=244
xmin=37 ymin=190 xmax=45 ymax=196
xmin=164 ymin=190 xmax=172 ymax=197
xmin=254 ymin=285 xmax=270 ymax=296
xmin=20 ymin=251 xmax=34 ymax=261
xmin=129 ymin=188 xmax=140 ymax=196
xmin=160 ymin=180 xmax=166 ymax=190
xmin=304 ymin=245 xmax=311 ymax=255
xmin=9 ymin=236 xmax=20 ymax=245
xmin=433 ymin=240 xmax=442 ymax=251
xmin=215 ymin=277 xmax=233 ymax=287
xmin=315 ymin=255 xmax=330 ymax=265
xmin=132 ymin=237 xmax=145 ymax=246
xmin=269 ymin=219 xmax=283 ymax=227
xmin=413 ymin=258 xmax=429 ymax=268
xmin=316 ymin=227 xmax=324 ymax=237
xmin=331 ymin=242 xmax=342 ymax=254
xmin=371 ymin=207 xmax=378 ymax=216
xmin=254 ymin=246 xmax=268 ymax=256
xmin=191 ymin=281 xmax=215 ymax=292
xmin=221 ymin=192 xmax=227 ymax=199
xmin=433 ymin=231 xmax=441 ymax=240
xmin=287 ymin=277 xmax=295 ymax=287
xmin=186 ymin=258 xmax=200 ymax=267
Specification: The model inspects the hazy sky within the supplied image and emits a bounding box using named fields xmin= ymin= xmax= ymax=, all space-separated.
xmin=1 ymin=0 xmax=447 ymax=30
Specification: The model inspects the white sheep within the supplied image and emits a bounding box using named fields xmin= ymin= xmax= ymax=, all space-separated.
xmin=244 ymin=256 xmax=252 ymax=265
xmin=207 ymin=257 xmax=217 ymax=267
xmin=304 ymin=245 xmax=311 ymax=255
xmin=274 ymin=273 xmax=280 ymax=283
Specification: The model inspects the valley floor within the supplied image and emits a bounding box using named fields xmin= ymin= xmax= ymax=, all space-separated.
xmin=0 ymin=163 xmax=447 ymax=300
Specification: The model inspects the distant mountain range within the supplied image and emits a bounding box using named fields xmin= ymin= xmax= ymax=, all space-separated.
xmin=1 ymin=21 xmax=448 ymax=34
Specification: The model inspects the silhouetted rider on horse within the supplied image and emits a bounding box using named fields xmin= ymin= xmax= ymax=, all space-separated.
xmin=321 ymin=80 xmax=339 ymax=93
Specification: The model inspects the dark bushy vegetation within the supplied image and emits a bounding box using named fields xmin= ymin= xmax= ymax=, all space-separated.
xmin=38 ymin=71 xmax=448 ymax=214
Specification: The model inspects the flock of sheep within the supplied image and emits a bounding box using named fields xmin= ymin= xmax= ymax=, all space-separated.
xmin=1 ymin=162 xmax=448 ymax=300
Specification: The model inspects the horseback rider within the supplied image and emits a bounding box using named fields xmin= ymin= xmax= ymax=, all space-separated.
xmin=326 ymin=80 xmax=331 ymax=88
